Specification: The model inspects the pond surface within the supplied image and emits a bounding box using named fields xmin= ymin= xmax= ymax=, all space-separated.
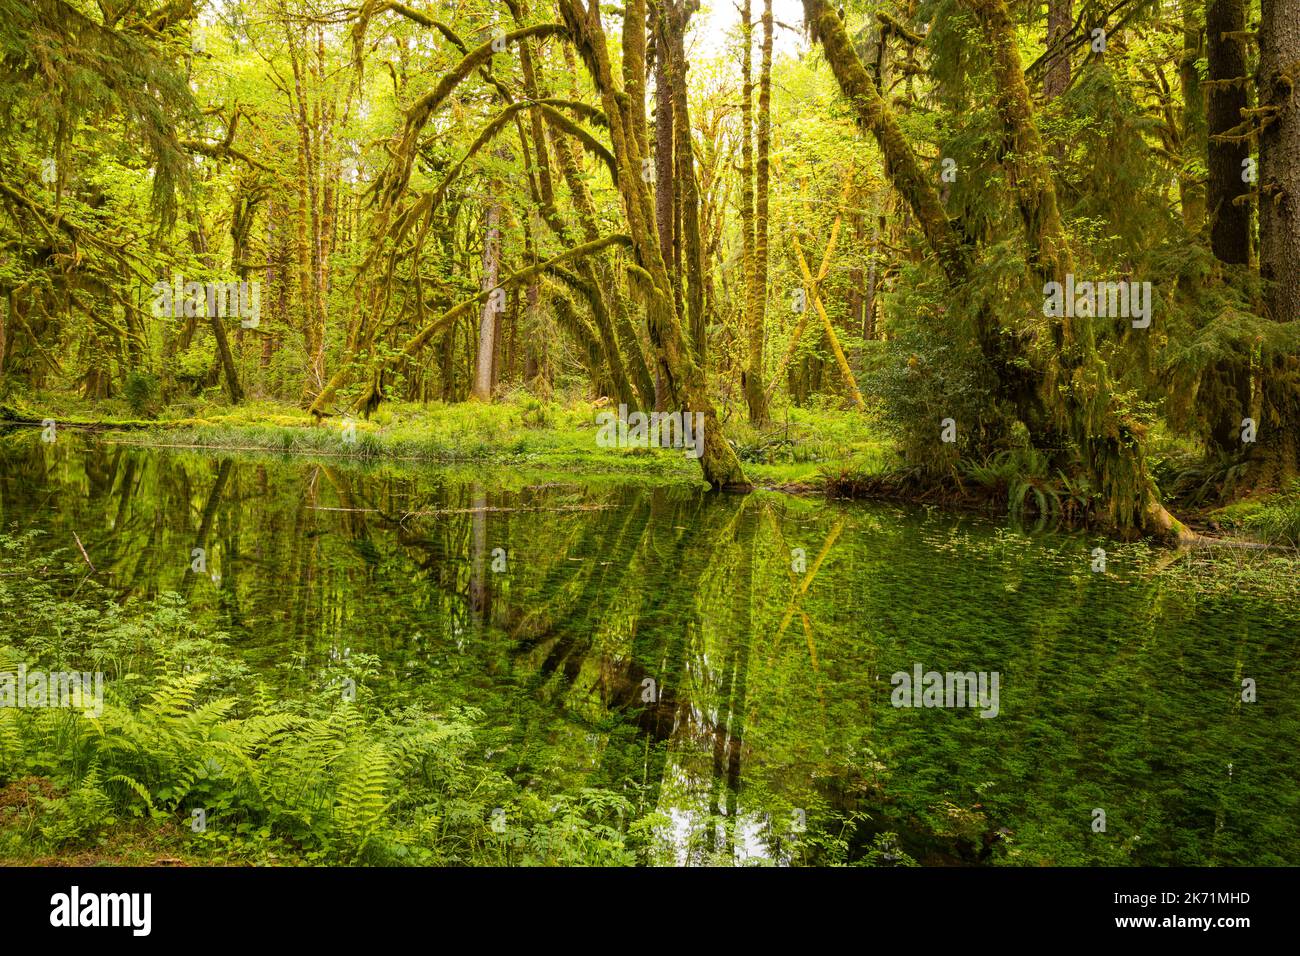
xmin=2 ymin=433 xmax=1299 ymax=865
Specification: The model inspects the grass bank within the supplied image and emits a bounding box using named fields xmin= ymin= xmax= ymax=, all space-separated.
xmin=2 ymin=391 xmax=891 ymax=489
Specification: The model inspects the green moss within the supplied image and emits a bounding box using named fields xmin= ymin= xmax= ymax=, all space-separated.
xmin=1209 ymin=482 xmax=1300 ymax=546
xmin=10 ymin=393 xmax=882 ymax=490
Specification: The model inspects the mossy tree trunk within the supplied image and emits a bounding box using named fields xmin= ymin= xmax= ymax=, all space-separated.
xmin=521 ymin=18 xmax=645 ymax=409
xmin=1207 ymin=0 xmax=1252 ymax=264
xmin=1252 ymin=0 xmax=1300 ymax=483
xmin=800 ymin=0 xmax=969 ymax=284
xmin=967 ymin=0 xmax=1187 ymax=539
xmin=653 ymin=10 xmax=677 ymax=306
xmin=1205 ymin=0 xmax=1254 ymax=455
xmin=559 ymin=0 xmax=749 ymax=489
xmin=739 ymin=0 xmax=763 ymax=423
xmin=186 ymin=211 xmax=244 ymax=405
xmin=802 ymin=0 xmax=1057 ymax=449
xmin=747 ymin=0 xmax=773 ymax=425
xmin=472 ymin=199 xmax=502 ymax=401
xmin=668 ymin=1 xmax=707 ymax=367
xmin=1180 ymin=0 xmax=1208 ymax=230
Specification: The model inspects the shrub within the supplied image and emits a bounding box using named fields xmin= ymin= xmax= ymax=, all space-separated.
xmin=123 ymin=372 xmax=162 ymax=418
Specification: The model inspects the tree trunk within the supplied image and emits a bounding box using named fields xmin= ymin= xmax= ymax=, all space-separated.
xmin=1205 ymin=0 xmax=1254 ymax=454
xmin=668 ymin=3 xmax=707 ymax=367
xmin=289 ymin=31 xmax=326 ymax=401
xmin=1044 ymin=0 xmax=1072 ymax=102
xmin=653 ymin=13 xmax=680 ymax=405
xmin=1043 ymin=0 xmax=1072 ymax=165
xmin=864 ymin=216 xmax=882 ymax=342
xmin=1207 ymin=0 xmax=1252 ymax=263
xmin=1252 ymin=0 xmax=1300 ymax=482
xmin=187 ymin=212 xmax=243 ymax=404
xmin=543 ymin=53 xmax=650 ymax=408
xmin=558 ymin=0 xmax=749 ymax=488
xmin=623 ymin=0 xmax=650 ymax=160
xmin=739 ymin=0 xmax=763 ymax=423
xmin=1180 ymin=0 xmax=1208 ymax=230
xmin=800 ymin=0 xmax=968 ymax=282
xmin=801 ymin=0 xmax=1044 ymax=441
xmin=1257 ymin=0 xmax=1300 ymax=324
xmin=653 ymin=32 xmax=676 ymax=272
xmin=967 ymin=0 xmax=1186 ymax=539
xmin=747 ymin=0 xmax=773 ymax=424
xmin=848 ymin=210 xmax=865 ymax=349
xmin=473 ymin=202 xmax=503 ymax=401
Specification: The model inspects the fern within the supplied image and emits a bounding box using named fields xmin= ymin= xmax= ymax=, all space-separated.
xmin=335 ymin=744 xmax=394 ymax=861
xmin=106 ymin=773 xmax=158 ymax=817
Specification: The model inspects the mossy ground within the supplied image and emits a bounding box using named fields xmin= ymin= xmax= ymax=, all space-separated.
xmin=2 ymin=390 xmax=891 ymax=489
xmin=1204 ymin=482 xmax=1300 ymax=547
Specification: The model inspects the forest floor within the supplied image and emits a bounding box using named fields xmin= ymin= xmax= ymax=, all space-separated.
xmin=0 ymin=776 xmax=284 ymax=866
xmin=1 ymin=390 xmax=892 ymax=489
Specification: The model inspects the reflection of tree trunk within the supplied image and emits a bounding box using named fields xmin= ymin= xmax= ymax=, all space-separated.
xmin=287 ymin=469 xmax=321 ymax=657
xmin=112 ymin=453 xmax=138 ymax=533
xmin=587 ymin=492 xmax=742 ymax=852
xmin=469 ymin=484 xmax=489 ymax=624
xmin=716 ymin=501 xmax=756 ymax=859
xmin=708 ymin=623 xmax=738 ymax=855
xmin=181 ymin=458 xmax=231 ymax=598
xmin=527 ymin=498 xmax=652 ymax=693
xmin=320 ymin=465 xmax=375 ymax=582
xmin=509 ymin=491 xmax=650 ymax=652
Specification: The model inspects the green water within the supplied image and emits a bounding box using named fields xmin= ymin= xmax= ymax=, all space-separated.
xmin=2 ymin=433 xmax=1299 ymax=865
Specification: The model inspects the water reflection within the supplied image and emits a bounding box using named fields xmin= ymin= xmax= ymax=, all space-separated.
xmin=2 ymin=431 xmax=1298 ymax=865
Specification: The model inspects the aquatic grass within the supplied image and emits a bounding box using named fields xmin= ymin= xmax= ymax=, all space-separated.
xmin=4 ymin=449 xmax=1300 ymax=867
